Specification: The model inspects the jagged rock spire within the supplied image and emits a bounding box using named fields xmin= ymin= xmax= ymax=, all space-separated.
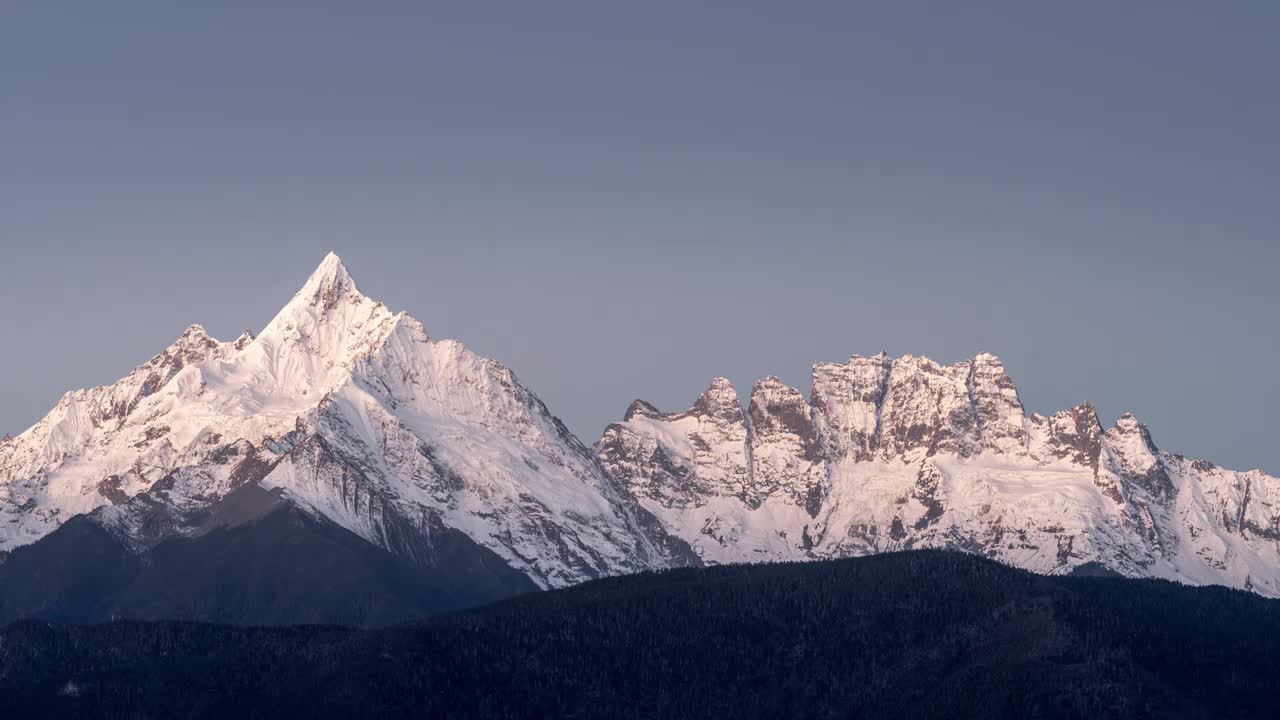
xmin=274 ymin=252 xmax=362 ymax=317
xmin=690 ymin=377 xmax=744 ymax=421
xmin=749 ymin=377 xmax=824 ymax=516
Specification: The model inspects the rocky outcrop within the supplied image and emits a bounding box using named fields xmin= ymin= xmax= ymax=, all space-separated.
xmin=748 ymin=377 xmax=824 ymax=516
xmin=810 ymin=353 xmax=891 ymax=463
xmin=597 ymin=378 xmax=751 ymax=511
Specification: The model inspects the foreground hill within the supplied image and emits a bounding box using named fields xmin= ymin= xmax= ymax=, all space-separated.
xmin=3 ymin=551 xmax=1278 ymax=719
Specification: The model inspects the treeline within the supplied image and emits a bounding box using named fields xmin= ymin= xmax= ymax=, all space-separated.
xmin=3 ymin=550 xmax=1278 ymax=719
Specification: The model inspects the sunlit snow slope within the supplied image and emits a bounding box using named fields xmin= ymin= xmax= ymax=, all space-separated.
xmin=0 ymin=254 xmax=690 ymax=588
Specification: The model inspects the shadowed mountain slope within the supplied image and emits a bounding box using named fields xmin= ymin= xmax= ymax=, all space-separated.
xmin=0 ymin=483 xmax=535 ymax=627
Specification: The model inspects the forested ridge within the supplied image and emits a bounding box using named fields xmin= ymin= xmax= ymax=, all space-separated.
xmin=2 ymin=550 xmax=1277 ymax=719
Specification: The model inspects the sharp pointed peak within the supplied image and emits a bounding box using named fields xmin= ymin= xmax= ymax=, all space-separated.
xmin=1115 ymin=412 xmax=1144 ymax=428
xmin=704 ymin=377 xmax=737 ymax=394
xmin=1112 ymin=412 xmax=1151 ymax=436
xmin=1071 ymin=401 xmax=1101 ymax=421
xmin=751 ymin=375 xmax=802 ymax=395
xmin=624 ymin=399 xmax=662 ymax=421
xmin=167 ymin=324 xmax=218 ymax=350
xmin=1047 ymin=402 xmax=1102 ymax=431
xmin=134 ymin=323 xmax=226 ymax=375
xmin=1108 ymin=411 xmax=1159 ymax=452
xmin=305 ymin=251 xmax=355 ymax=287
xmin=232 ymin=329 xmax=255 ymax=351
xmin=689 ymin=377 xmax=744 ymax=420
xmin=282 ymin=252 xmax=365 ymax=314
xmin=315 ymin=250 xmax=347 ymax=273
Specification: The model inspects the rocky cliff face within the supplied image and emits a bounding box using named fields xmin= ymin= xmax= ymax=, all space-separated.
xmin=749 ymin=377 xmax=825 ymax=517
xmin=596 ymin=353 xmax=1280 ymax=596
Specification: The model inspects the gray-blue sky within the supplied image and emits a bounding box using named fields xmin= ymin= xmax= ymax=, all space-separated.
xmin=3 ymin=2 xmax=1278 ymax=471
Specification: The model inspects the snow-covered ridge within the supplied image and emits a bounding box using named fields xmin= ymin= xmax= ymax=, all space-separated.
xmin=0 ymin=253 xmax=688 ymax=586
xmin=596 ymin=353 xmax=1280 ymax=596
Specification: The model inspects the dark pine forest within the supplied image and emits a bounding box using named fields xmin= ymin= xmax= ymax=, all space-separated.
xmin=2 ymin=550 xmax=1278 ymax=719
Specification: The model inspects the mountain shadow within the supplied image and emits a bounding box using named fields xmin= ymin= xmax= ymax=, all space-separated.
xmin=0 ymin=485 xmax=536 ymax=627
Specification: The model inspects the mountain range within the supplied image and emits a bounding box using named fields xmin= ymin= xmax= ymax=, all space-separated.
xmin=2 ymin=253 xmax=1277 ymax=624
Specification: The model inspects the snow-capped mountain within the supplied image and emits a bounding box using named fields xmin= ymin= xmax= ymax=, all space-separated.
xmin=3 ymin=253 xmax=1278 ymax=615
xmin=596 ymin=353 xmax=1280 ymax=596
xmin=0 ymin=253 xmax=692 ymax=596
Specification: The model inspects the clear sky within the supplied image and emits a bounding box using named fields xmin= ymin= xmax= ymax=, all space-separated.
xmin=3 ymin=2 xmax=1278 ymax=472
